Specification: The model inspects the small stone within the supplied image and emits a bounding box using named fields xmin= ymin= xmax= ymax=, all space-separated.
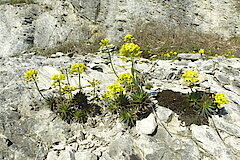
xmin=58 ymin=150 xmax=75 ymax=160
xmin=65 ymin=143 xmax=79 ymax=151
xmin=75 ymin=152 xmax=98 ymax=160
xmin=156 ymin=106 xmax=174 ymax=122
xmin=136 ymin=113 xmax=157 ymax=135
xmin=46 ymin=151 xmax=58 ymax=160
xmin=56 ymin=52 xmax=64 ymax=57
xmin=53 ymin=144 xmax=65 ymax=150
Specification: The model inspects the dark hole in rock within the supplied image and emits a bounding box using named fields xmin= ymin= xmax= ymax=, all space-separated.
xmin=67 ymin=53 xmax=74 ymax=58
xmin=129 ymin=153 xmax=142 ymax=160
xmin=92 ymin=66 xmax=103 ymax=72
xmin=6 ymin=139 xmax=13 ymax=147
xmin=155 ymin=90 xmax=210 ymax=126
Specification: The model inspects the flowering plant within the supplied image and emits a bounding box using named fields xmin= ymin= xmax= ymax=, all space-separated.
xmin=99 ymin=39 xmax=118 ymax=78
xmin=199 ymin=49 xmax=205 ymax=54
xmin=102 ymin=83 xmax=125 ymax=99
xmin=182 ymin=70 xmax=199 ymax=86
xmin=24 ymin=69 xmax=38 ymax=82
xmin=70 ymin=63 xmax=86 ymax=90
xmin=118 ymin=73 xmax=133 ymax=84
xmin=214 ymin=93 xmax=228 ymax=109
xmin=119 ymin=42 xmax=142 ymax=60
xmin=24 ymin=69 xmax=46 ymax=100
xmin=124 ymin=34 xmax=136 ymax=42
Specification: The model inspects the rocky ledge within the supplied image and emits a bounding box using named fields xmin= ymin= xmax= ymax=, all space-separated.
xmin=0 ymin=52 xmax=240 ymax=160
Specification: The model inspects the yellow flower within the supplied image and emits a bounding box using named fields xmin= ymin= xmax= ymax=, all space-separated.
xmin=164 ymin=53 xmax=171 ymax=58
xmin=232 ymin=55 xmax=235 ymax=58
xmin=61 ymin=84 xmax=76 ymax=93
xmin=51 ymin=73 xmax=65 ymax=81
xmin=51 ymin=73 xmax=66 ymax=88
xmin=118 ymin=73 xmax=133 ymax=84
xmin=199 ymin=49 xmax=205 ymax=54
xmin=24 ymin=69 xmax=38 ymax=82
xmin=70 ymin=63 xmax=86 ymax=74
xmin=102 ymin=83 xmax=125 ymax=99
xmin=173 ymin=52 xmax=178 ymax=55
xmin=119 ymin=43 xmax=142 ymax=58
xmin=215 ymin=54 xmax=219 ymax=57
xmin=182 ymin=70 xmax=199 ymax=85
xmin=99 ymin=39 xmax=110 ymax=47
xmin=124 ymin=34 xmax=136 ymax=42
xmin=214 ymin=93 xmax=228 ymax=109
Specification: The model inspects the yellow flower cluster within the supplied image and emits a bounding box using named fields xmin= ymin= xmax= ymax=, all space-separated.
xmin=61 ymin=84 xmax=76 ymax=93
xmin=119 ymin=43 xmax=142 ymax=59
xmin=118 ymin=73 xmax=133 ymax=84
xmin=124 ymin=34 xmax=136 ymax=43
xmin=24 ymin=69 xmax=38 ymax=82
xmin=199 ymin=49 xmax=205 ymax=54
xmin=164 ymin=53 xmax=171 ymax=58
xmin=222 ymin=54 xmax=235 ymax=58
xmin=70 ymin=63 xmax=86 ymax=74
xmin=162 ymin=51 xmax=178 ymax=60
xmin=103 ymin=83 xmax=125 ymax=98
xmin=99 ymin=38 xmax=110 ymax=47
xmin=182 ymin=70 xmax=199 ymax=85
xmin=51 ymin=73 xmax=66 ymax=87
xmin=214 ymin=93 xmax=228 ymax=109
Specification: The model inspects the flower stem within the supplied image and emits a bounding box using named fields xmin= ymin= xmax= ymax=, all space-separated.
xmin=58 ymin=81 xmax=63 ymax=101
xmin=78 ymin=73 xmax=82 ymax=90
xmin=108 ymin=52 xmax=119 ymax=78
xmin=65 ymin=69 xmax=73 ymax=99
xmin=33 ymin=78 xmax=46 ymax=100
xmin=131 ymin=57 xmax=136 ymax=84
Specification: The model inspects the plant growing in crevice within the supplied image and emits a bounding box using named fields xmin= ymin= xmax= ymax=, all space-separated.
xmin=24 ymin=63 xmax=101 ymax=124
xmin=99 ymin=39 xmax=119 ymax=78
xmin=182 ymin=70 xmax=229 ymax=119
xmin=87 ymin=78 xmax=101 ymax=99
xmin=70 ymin=63 xmax=86 ymax=90
xmin=100 ymin=35 xmax=153 ymax=126
xmin=188 ymin=91 xmax=215 ymax=118
xmin=58 ymin=102 xmax=71 ymax=121
xmin=24 ymin=69 xmax=46 ymax=100
xmin=119 ymin=34 xmax=142 ymax=84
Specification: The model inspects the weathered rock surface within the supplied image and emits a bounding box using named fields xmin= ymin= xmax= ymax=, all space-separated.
xmin=1 ymin=0 xmax=240 ymax=57
xmin=0 ymin=52 xmax=240 ymax=160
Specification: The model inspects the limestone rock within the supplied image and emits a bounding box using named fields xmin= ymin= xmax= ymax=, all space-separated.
xmin=75 ymin=152 xmax=98 ymax=160
xmin=191 ymin=125 xmax=238 ymax=160
xmin=136 ymin=113 xmax=157 ymax=135
xmin=1 ymin=0 xmax=240 ymax=57
xmin=177 ymin=53 xmax=202 ymax=60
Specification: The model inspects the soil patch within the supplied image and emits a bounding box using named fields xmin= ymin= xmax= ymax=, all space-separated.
xmin=156 ymin=90 xmax=209 ymax=126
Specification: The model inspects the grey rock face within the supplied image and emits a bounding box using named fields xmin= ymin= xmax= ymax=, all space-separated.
xmin=1 ymin=0 xmax=240 ymax=57
xmin=0 ymin=52 xmax=240 ymax=160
